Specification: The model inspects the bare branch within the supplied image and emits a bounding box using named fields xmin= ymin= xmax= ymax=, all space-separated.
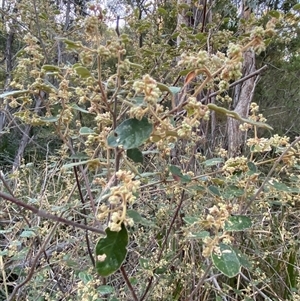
xmin=0 ymin=191 xmax=105 ymax=234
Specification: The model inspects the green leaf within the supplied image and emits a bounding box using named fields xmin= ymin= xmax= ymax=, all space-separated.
xmin=195 ymin=33 xmax=205 ymax=40
xmin=179 ymin=69 xmax=193 ymax=76
xmin=0 ymin=229 xmax=12 ymax=234
xmin=211 ymin=243 xmax=241 ymax=278
xmin=232 ymin=247 xmax=252 ymax=270
xmin=80 ymin=127 xmax=96 ymax=135
xmin=139 ymin=257 xmax=150 ymax=269
xmin=127 ymin=61 xmax=143 ymax=69
xmin=127 ymin=148 xmax=143 ymax=164
xmin=268 ymin=180 xmax=300 ymax=193
xmin=208 ymin=185 xmax=221 ymax=197
xmin=169 ymin=165 xmax=182 ymax=176
xmin=95 ymin=224 xmax=128 ymax=277
xmin=78 ymin=271 xmax=93 ymax=284
xmin=60 ymin=38 xmax=83 ymax=50
xmin=39 ymin=12 xmax=48 ymax=20
xmin=183 ymin=216 xmax=199 ymax=224
xmin=203 ymin=158 xmax=224 ymax=167
xmin=39 ymin=116 xmax=59 ymax=123
xmin=70 ymin=103 xmax=91 ymax=114
xmin=70 ymin=153 xmax=90 ymax=160
xmin=168 ymin=165 xmax=191 ymax=183
xmin=247 ymin=161 xmax=257 ymax=173
xmin=293 ymin=3 xmax=300 ymax=10
xmin=268 ymin=10 xmax=281 ymax=18
xmin=127 ymin=209 xmax=143 ymax=223
xmin=157 ymin=7 xmax=168 ymax=15
xmin=168 ymin=86 xmax=181 ymax=95
xmin=127 ymin=209 xmax=155 ymax=227
xmin=20 ymin=230 xmax=36 ymax=238
xmin=107 ymin=118 xmax=153 ymax=150
xmin=225 ymin=216 xmax=252 ymax=231
xmin=157 ymin=82 xmax=181 ymax=95
xmin=74 ymin=66 xmax=92 ymax=78
xmin=62 ymin=159 xmax=100 ymax=169
xmin=0 ymin=90 xmax=29 ymax=98
xmin=223 ymin=185 xmax=244 ymax=199
xmin=132 ymin=96 xmax=145 ymax=106
xmin=42 ymin=65 xmax=60 ymax=72
xmin=97 ymin=285 xmax=114 ymax=295
xmin=189 ymin=231 xmax=210 ymax=239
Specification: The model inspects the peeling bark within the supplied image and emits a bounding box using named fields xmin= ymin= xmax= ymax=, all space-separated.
xmin=227 ymin=49 xmax=256 ymax=157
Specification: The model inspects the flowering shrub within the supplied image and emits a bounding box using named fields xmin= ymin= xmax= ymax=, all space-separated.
xmin=1 ymin=2 xmax=300 ymax=301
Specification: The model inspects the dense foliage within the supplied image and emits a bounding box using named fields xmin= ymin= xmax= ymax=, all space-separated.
xmin=0 ymin=1 xmax=300 ymax=300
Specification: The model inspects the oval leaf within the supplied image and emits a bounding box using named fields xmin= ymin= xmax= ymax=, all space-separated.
xmin=95 ymin=223 xmax=128 ymax=277
xmin=157 ymin=83 xmax=180 ymax=95
xmin=127 ymin=148 xmax=143 ymax=164
xmin=247 ymin=161 xmax=257 ymax=173
xmin=74 ymin=66 xmax=92 ymax=78
xmin=203 ymin=158 xmax=224 ymax=167
xmin=232 ymin=247 xmax=252 ymax=270
xmin=268 ymin=180 xmax=300 ymax=193
xmin=70 ymin=103 xmax=91 ymax=114
xmin=293 ymin=3 xmax=300 ymax=10
xmin=20 ymin=230 xmax=36 ymax=238
xmin=62 ymin=159 xmax=100 ymax=169
xmin=80 ymin=127 xmax=96 ymax=135
xmin=168 ymin=165 xmax=191 ymax=183
xmin=39 ymin=116 xmax=59 ymax=123
xmin=211 ymin=243 xmax=241 ymax=278
xmin=127 ymin=209 xmax=154 ymax=227
xmin=0 ymin=90 xmax=29 ymax=98
xmin=60 ymin=38 xmax=83 ymax=49
xmin=42 ymin=65 xmax=60 ymax=72
xmin=97 ymin=285 xmax=114 ymax=295
xmin=225 ymin=216 xmax=252 ymax=231
xmin=107 ymin=118 xmax=153 ymax=150
xmin=208 ymin=185 xmax=221 ymax=197
xmin=268 ymin=10 xmax=281 ymax=18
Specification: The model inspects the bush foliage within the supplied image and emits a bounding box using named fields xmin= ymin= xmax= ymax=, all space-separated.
xmin=1 ymin=1 xmax=300 ymax=300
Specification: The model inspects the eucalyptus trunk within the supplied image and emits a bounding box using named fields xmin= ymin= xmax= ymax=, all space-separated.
xmin=227 ymin=49 xmax=256 ymax=157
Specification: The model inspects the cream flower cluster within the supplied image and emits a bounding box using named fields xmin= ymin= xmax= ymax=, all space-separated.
xmin=98 ymin=170 xmax=140 ymax=231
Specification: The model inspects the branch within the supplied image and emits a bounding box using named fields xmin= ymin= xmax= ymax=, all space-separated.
xmin=140 ymin=189 xmax=186 ymax=301
xmin=242 ymin=136 xmax=300 ymax=213
xmin=200 ymin=65 xmax=268 ymax=103
xmin=120 ymin=266 xmax=139 ymax=301
xmin=0 ymin=191 xmax=105 ymax=234
xmin=8 ymin=220 xmax=59 ymax=301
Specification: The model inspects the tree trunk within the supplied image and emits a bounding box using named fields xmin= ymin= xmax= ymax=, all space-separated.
xmin=226 ymin=1 xmax=256 ymax=157
xmin=227 ymin=50 xmax=256 ymax=157
xmin=0 ymin=6 xmax=15 ymax=135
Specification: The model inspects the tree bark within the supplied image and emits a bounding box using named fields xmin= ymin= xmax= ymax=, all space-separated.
xmin=0 ymin=5 xmax=15 ymax=135
xmin=226 ymin=1 xmax=256 ymax=157
xmin=227 ymin=49 xmax=256 ymax=157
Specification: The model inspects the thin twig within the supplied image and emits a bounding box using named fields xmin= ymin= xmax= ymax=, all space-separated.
xmin=32 ymin=0 xmax=49 ymax=62
xmin=120 ymin=266 xmax=139 ymax=301
xmin=242 ymin=136 xmax=300 ymax=213
xmin=0 ymin=191 xmax=105 ymax=234
xmin=186 ymin=261 xmax=213 ymax=301
xmin=0 ymin=171 xmax=66 ymax=294
xmin=8 ymin=220 xmax=60 ymax=301
xmin=140 ymin=189 xmax=186 ymax=301
xmin=73 ymin=160 xmax=95 ymax=266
